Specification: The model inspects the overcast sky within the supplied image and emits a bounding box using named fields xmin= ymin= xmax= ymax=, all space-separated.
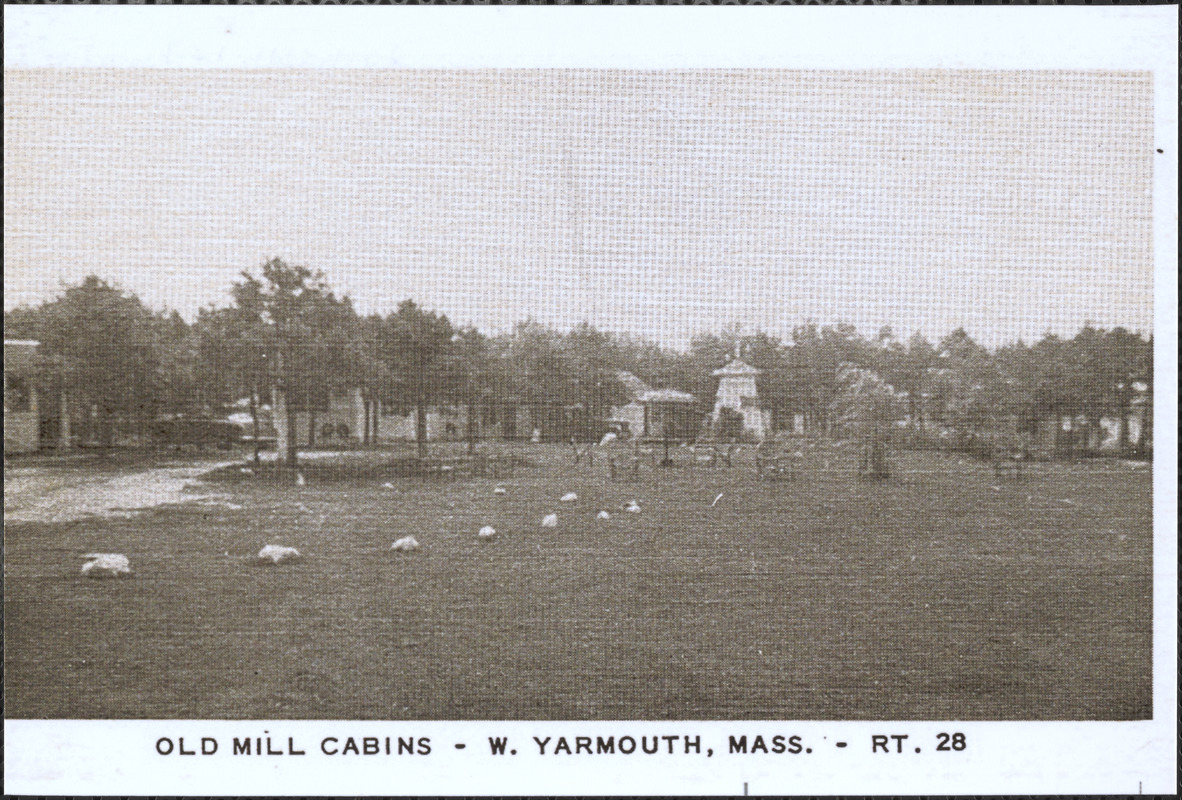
xmin=4 ymin=69 xmax=1154 ymax=349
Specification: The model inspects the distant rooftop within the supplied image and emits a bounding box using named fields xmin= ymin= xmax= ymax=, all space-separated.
xmin=616 ymin=371 xmax=652 ymax=398
xmin=639 ymin=388 xmax=697 ymax=404
xmin=712 ymin=358 xmax=759 ymax=377
xmin=4 ymin=339 xmax=40 ymax=372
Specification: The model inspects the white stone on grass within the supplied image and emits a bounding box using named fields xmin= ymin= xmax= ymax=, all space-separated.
xmin=624 ymin=501 xmax=641 ymax=514
xmin=382 ymin=482 xmax=396 ymax=489
xmin=257 ymin=544 xmax=302 ymax=564
xmin=541 ymin=513 xmax=558 ymax=528
xmin=494 ymin=486 xmax=507 ymax=495
xmin=82 ymin=553 xmax=131 ymax=578
xmin=391 ymin=536 xmax=419 ymax=552
xmin=560 ymin=492 xmax=578 ymax=503
xmin=478 ymin=525 xmax=497 ymax=538
xmin=597 ymin=510 xmax=611 ymax=521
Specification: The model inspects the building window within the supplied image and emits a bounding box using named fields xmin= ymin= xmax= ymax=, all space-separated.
xmin=5 ymin=375 xmax=31 ymax=413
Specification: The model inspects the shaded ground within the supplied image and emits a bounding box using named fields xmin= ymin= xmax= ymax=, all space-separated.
xmin=3 ymin=446 xmax=1152 ymax=720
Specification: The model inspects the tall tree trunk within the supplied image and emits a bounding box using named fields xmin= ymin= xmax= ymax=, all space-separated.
xmin=81 ymin=402 xmax=93 ymax=447
xmin=99 ymin=406 xmax=114 ymax=454
xmin=467 ymin=399 xmax=477 ymax=456
xmin=59 ymin=390 xmax=71 ymax=450
xmin=373 ymin=401 xmax=380 ymax=442
xmin=284 ymin=392 xmax=299 ymax=468
xmin=416 ymin=401 xmax=428 ymax=458
xmin=363 ymin=398 xmax=371 ymax=446
xmin=1135 ymin=398 xmax=1151 ymax=455
xmin=1116 ymin=398 xmax=1129 ymax=456
xmin=249 ymin=387 xmax=261 ymax=465
xmin=308 ymin=407 xmax=317 ymax=447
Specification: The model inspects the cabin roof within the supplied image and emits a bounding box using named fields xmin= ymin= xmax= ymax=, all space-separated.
xmin=639 ymin=388 xmax=697 ymax=404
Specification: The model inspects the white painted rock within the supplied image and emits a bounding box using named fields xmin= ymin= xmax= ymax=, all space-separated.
xmin=494 ymin=486 xmax=507 ymax=495
xmin=541 ymin=513 xmax=558 ymax=528
xmin=624 ymin=501 xmax=641 ymax=514
xmin=597 ymin=511 xmax=611 ymax=521
xmin=599 ymin=432 xmax=617 ymax=446
xmin=257 ymin=545 xmax=301 ymax=564
xmin=391 ymin=536 xmax=419 ymax=551
xmin=560 ymin=492 xmax=578 ymax=503
xmin=478 ymin=525 xmax=497 ymax=538
xmin=382 ymin=482 xmax=396 ymax=489
xmin=82 ymin=553 xmax=131 ymax=578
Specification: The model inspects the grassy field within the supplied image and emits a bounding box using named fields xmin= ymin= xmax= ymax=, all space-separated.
xmin=3 ymin=444 xmax=1152 ymax=720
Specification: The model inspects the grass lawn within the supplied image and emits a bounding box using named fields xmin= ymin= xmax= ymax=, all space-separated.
xmin=3 ymin=445 xmax=1152 ymax=720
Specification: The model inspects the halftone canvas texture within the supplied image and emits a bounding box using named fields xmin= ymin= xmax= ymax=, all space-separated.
xmin=4 ymin=70 xmax=1154 ymax=348
xmin=3 ymin=69 xmax=1155 ymax=723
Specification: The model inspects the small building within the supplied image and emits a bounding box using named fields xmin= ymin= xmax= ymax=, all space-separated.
xmin=376 ymin=404 xmax=471 ymax=443
xmin=272 ymin=387 xmax=367 ymax=447
xmin=609 ymin=372 xmax=700 ymax=441
xmin=638 ymin=387 xmax=700 ymax=441
xmin=273 ymin=386 xmax=592 ymax=447
xmin=712 ymin=358 xmax=771 ymax=441
xmin=4 ymin=340 xmax=41 ymax=454
xmin=375 ymin=399 xmax=583 ymax=444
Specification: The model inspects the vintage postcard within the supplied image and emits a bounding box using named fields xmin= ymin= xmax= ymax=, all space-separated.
xmin=3 ymin=5 xmax=1176 ymax=796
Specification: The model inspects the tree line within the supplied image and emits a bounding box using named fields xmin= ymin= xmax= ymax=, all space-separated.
xmin=5 ymin=260 xmax=1152 ymax=464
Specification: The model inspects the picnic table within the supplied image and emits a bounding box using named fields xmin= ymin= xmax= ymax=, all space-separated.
xmin=991 ymin=446 xmax=1027 ymax=480
xmin=755 ymin=441 xmax=801 ymax=481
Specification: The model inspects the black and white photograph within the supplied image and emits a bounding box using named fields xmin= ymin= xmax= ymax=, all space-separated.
xmin=3 ymin=6 xmax=1176 ymax=796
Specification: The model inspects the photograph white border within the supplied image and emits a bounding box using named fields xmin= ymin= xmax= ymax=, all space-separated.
xmin=4 ymin=5 xmax=1177 ymax=796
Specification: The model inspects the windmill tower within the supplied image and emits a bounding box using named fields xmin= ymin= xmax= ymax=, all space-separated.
xmin=711 ymin=337 xmax=771 ymax=441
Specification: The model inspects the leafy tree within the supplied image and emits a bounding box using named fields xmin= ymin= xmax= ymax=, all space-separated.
xmin=194 ymin=304 xmax=273 ymax=463
xmin=449 ymin=325 xmax=492 ymax=454
xmin=561 ymin=323 xmax=629 ymax=441
xmin=6 ymin=276 xmax=173 ymax=449
xmin=927 ymin=328 xmax=995 ymax=446
xmin=894 ymin=332 xmax=938 ymax=435
xmin=783 ymin=323 xmax=874 ymax=433
xmin=1134 ymin=334 xmax=1153 ymax=456
xmin=231 ymin=258 xmax=357 ymax=467
xmin=351 ymin=314 xmax=393 ymax=446
xmin=381 ymin=299 xmax=457 ymax=458
xmin=153 ymin=310 xmax=202 ymax=418
xmin=1097 ymin=327 xmax=1151 ymax=455
xmin=831 ymin=366 xmax=906 ymax=478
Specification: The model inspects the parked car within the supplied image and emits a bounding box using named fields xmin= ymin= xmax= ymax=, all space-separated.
xmin=604 ymin=420 xmax=632 ymax=440
xmin=227 ymin=410 xmax=279 ymax=447
xmin=150 ymin=416 xmax=243 ymax=450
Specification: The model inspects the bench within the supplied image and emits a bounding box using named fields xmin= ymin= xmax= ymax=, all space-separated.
xmin=992 ymin=449 xmax=1026 ymax=480
xmin=756 ymin=448 xmax=798 ymax=481
xmin=417 ymin=457 xmax=470 ymax=478
xmin=607 ymin=453 xmax=642 ymax=481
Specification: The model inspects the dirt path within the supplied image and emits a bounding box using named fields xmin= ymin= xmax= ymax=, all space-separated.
xmin=3 ymin=459 xmax=238 ymax=524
